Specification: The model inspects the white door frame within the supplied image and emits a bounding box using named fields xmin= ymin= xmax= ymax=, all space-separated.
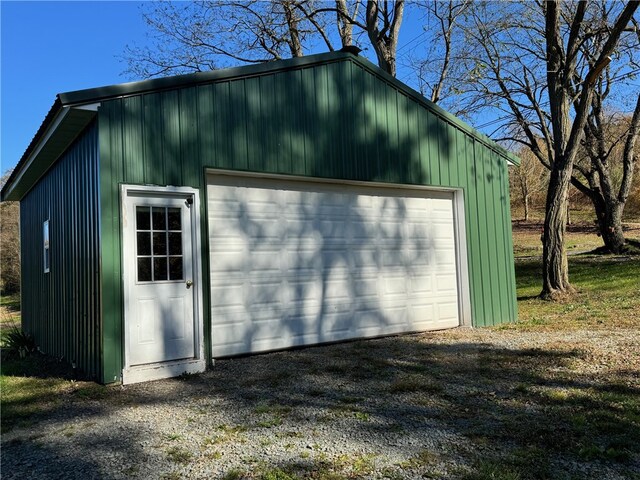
xmin=120 ymin=184 xmax=206 ymax=384
xmin=205 ymin=169 xmax=473 ymax=337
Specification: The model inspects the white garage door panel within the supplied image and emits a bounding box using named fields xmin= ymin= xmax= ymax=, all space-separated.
xmin=208 ymin=176 xmax=461 ymax=357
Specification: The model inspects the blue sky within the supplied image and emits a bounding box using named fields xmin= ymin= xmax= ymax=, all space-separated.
xmin=1 ymin=2 xmax=428 ymax=176
xmin=1 ymin=1 xmax=149 ymax=174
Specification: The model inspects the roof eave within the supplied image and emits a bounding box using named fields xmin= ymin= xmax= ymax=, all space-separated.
xmin=1 ymin=104 xmax=97 ymax=201
xmin=59 ymin=51 xmax=354 ymax=106
xmin=2 ymin=50 xmax=520 ymax=202
xmin=345 ymin=55 xmax=521 ymax=166
xmin=58 ymin=51 xmax=520 ymax=165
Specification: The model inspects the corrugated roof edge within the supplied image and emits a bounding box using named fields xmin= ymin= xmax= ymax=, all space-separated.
xmin=59 ymin=51 xmax=519 ymax=165
xmin=2 ymin=51 xmax=519 ymax=201
xmin=1 ymin=98 xmax=63 ymax=201
xmin=352 ymin=55 xmax=521 ymax=166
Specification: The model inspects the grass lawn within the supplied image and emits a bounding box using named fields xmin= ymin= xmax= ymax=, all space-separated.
xmin=511 ymin=221 xmax=640 ymax=259
xmin=512 ymin=224 xmax=602 ymax=258
xmin=1 ymin=226 xmax=639 ymax=479
xmin=510 ymin=223 xmax=640 ymax=330
xmin=511 ymin=256 xmax=640 ymax=330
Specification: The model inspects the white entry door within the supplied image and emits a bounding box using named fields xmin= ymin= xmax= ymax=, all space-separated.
xmin=123 ymin=189 xmax=197 ymax=367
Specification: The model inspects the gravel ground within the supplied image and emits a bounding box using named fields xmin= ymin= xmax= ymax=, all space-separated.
xmin=2 ymin=327 xmax=639 ymax=479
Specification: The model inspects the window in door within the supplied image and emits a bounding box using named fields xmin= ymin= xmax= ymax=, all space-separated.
xmin=135 ymin=206 xmax=184 ymax=282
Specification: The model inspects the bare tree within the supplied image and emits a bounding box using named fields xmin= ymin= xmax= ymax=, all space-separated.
xmin=123 ymin=1 xmax=336 ymax=78
xmin=124 ymin=1 xmax=407 ymax=79
xmin=539 ymin=1 xmax=636 ymax=298
xmin=334 ymin=0 xmax=360 ymax=47
xmin=430 ymin=0 xmax=638 ymax=298
xmin=306 ymin=0 xmax=406 ymax=75
xmin=578 ymin=95 xmax=640 ymax=251
xmin=511 ymin=144 xmax=549 ymax=222
xmin=364 ymin=0 xmax=405 ymax=76
xmin=411 ymin=1 xmax=471 ymax=104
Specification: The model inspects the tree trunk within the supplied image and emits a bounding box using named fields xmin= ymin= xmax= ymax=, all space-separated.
xmin=365 ymin=0 xmax=404 ymax=77
xmin=524 ymin=194 xmax=530 ymax=222
xmin=541 ymin=162 xmax=576 ymax=300
xmin=592 ymin=194 xmax=626 ymax=253
xmin=283 ymin=0 xmax=303 ymax=57
xmin=335 ymin=0 xmax=355 ymax=47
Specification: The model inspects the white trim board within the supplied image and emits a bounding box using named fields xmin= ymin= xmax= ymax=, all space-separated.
xmin=120 ymin=184 xmax=206 ymax=384
xmin=206 ymin=171 xmax=472 ymax=357
xmin=122 ymin=359 xmax=206 ymax=384
xmin=206 ymin=169 xmax=473 ymax=329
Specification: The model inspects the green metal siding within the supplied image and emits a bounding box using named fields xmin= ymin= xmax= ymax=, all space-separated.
xmin=19 ymin=122 xmax=101 ymax=379
xmin=98 ymin=56 xmax=517 ymax=382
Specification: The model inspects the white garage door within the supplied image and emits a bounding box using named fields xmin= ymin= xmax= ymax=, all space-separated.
xmin=207 ymin=175 xmax=461 ymax=357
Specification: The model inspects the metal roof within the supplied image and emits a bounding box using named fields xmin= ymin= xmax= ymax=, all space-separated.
xmin=1 ymin=51 xmax=519 ymax=201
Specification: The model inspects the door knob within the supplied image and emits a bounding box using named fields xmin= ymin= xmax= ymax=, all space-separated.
xmin=186 ymin=280 xmax=193 ymax=289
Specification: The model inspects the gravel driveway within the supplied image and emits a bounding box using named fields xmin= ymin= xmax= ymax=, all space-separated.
xmin=2 ymin=327 xmax=639 ymax=479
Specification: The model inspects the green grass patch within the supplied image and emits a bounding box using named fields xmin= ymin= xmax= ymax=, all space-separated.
xmin=259 ymin=468 xmax=299 ymax=480
xmin=388 ymin=374 xmax=444 ymax=394
xmin=463 ymin=459 xmax=524 ymax=480
xmin=0 ymin=354 xmax=77 ymax=433
xmin=257 ymin=416 xmax=283 ymax=428
xmin=72 ymin=384 xmax=108 ymax=400
xmin=160 ymin=473 xmax=181 ymax=480
xmin=205 ymin=423 xmax=249 ymax=445
xmin=353 ymin=411 xmax=370 ymax=422
xmin=397 ymin=449 xmax=439 ymax=470
xmin=0 ymin=294 xmax=20 ymax=310
xmin=254 ymin=402 xmax=292 ymax=415
xmin=512 ymin=227 xmax=603 ymax=259
xmin=507 ymin=257 xmax=640 ymax=330
xmin=1 ymin=374 xmax=69 ymax=432
xmin=166 ymin=446 xmax=193 ymax=464
xmin=221 ymin=470 xmax=244 ymax=480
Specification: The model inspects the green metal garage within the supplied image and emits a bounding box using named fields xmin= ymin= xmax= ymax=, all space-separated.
xmin=1 ymin=51 xmax=519 ymax=384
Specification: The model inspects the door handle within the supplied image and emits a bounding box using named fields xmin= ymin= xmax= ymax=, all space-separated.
xmin=186 ymin=280 xmax=193 ymax=289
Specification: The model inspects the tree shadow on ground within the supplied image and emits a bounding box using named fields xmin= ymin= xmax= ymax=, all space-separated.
xmin=2 ymin=333 xmax=638 ymax=479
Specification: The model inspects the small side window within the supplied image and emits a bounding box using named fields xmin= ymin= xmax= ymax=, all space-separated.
xmin=43 ymin=220 xmax=50 ymax=273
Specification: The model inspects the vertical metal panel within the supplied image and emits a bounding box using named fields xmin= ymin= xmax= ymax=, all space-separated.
xmin=259 ymin=75 xmax=279 ymax=173
xmin=500 ymin=155 xmax=519 ymax=324
xmin=447 ymin=123 xmax=461 ymax=187
xmin=123 ymin=96 xmax=144 ymax=182
xmin=98 ymin=56 xmax=519 ymax=382
xmin=396 ymin=93 xmax=410 ymax=184
xmin=491 ymin=150 xmax=510 ymax=325
xmin=484 ymin=147 xmax=505 ymax=324
xmin=242 ymin=78 xmax=260 ymax=173
xmin=213 ymin=82 xmax=233 ymax=170
xmin=342 ymin=62 xmax=355 ymax=180
xmin=354 ymin=64 xmax=373 ymax=181
xmin=495 ymin=151 xmax=514 ymax=326
xmin=99 ymin=102 xmax=124 ymax=383
xmin=163 ymin=90 xmax=183 ymax=186
xmin=425 ymin=110 xmax=441 ymax=185
xmin=196 ymin=85 xmax=215 ymax=178
xmin=472 ymin=141 xmax=492 ymax=326
xmin=142 ymin=93 xmax=163 ymax=185
xmin=19 ymin=122 xmax=101 ymax=379
xmin=230 ymin=79 xmax=249 ymax=172
xmin=439 ymin=123 xmax=452 ymax=187
xmin=279 ymin=71 xmax=296 ymax=174
xmin=179 ymin=87 xmax=199 ymax=185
